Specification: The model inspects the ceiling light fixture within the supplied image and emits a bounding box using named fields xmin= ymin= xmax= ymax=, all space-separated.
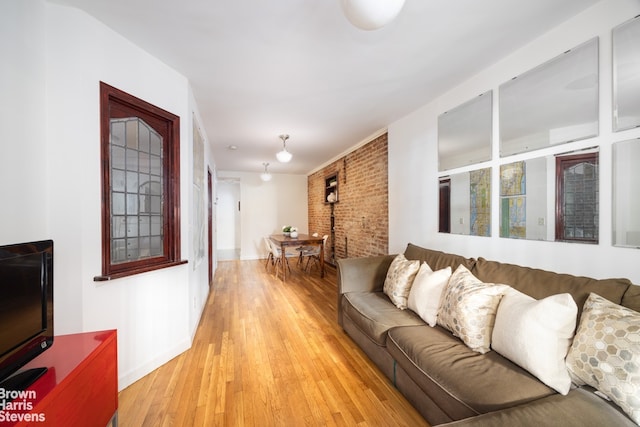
xmin=339 ymin=0 xmax=406 ymax=31
xmin=260 ymin=162 xmax=272 ymax=182
xmin=276 ymin=134 xmax=292 ymax=163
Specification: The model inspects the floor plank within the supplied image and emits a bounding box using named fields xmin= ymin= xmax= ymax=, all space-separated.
xmin=118 ymin=259 xmax=430 ymax=426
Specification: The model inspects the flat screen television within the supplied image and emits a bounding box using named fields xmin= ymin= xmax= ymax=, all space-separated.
xmin=0 ymin=240 xmax=54 ymax=393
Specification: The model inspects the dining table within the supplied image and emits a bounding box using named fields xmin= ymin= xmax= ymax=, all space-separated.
xmin=269 ymin=233 xmax=325 ymax=281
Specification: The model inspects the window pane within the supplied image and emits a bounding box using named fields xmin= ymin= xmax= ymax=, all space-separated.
xmin=112 ymin=169 xmax=125 ymax=192
xmin=112 ymin=216 xmax=126 ymax=238
xmin=112 ymin=239 xmax=126 ymax=263
xmin=126 ymin=171 xmax=139 ymax=193
xmin=126 ymin=120 xmax=138 ymax=149
xmin=151 ymin=236 xmax=163 ymax=256
xmin=150 ymin=132 xmax=161 ymax=156
xmin=126 ymin=216 xmax=138 ymax=237
xmin=112 ymin=146 xmax=125 ymax=170
xmin=126 ymin=193 xmax=138 ymax=215
xmin=126 ymin=238 xmax=139 ymax=260
xmin=111 ymin=121 xmax=125 ymax=147
xmin=112 ymin=192 xmax=125 ymax=215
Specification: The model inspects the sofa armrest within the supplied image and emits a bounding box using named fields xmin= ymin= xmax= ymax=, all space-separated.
xmin=336 ymin=254 xmax=396 ymax=326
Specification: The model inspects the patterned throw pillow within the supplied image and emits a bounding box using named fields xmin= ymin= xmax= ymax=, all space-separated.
xmin=566 ymin=293 xmax=640 ymax=424
xmin=383 ymin=254 xmax=420 ymax=309
xmin=437 ymin=265 xmax=508 ymax=354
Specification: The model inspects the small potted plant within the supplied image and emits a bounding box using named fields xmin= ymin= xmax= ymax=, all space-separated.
xmin=282 ymin=226 xmax=298 ymax=238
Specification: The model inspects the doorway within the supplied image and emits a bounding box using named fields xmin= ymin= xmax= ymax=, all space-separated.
xmin=216 ymin=178 xmax=241 ymax=260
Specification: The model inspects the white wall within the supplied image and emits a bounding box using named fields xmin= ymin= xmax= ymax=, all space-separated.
xmin=217 ymin=171 xmax=308 ymax=260
xmin=1 ymin=0 xmax=214 ymax=391
xmin=0 ymin=1 xmax=48 ymax=243
xmin=389 ymin=0 xmax=640 ymax=285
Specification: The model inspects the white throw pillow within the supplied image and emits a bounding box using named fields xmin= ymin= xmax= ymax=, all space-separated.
xmin=383 ymin=254 xmax=420 ymax=309
xmin=407 ymin=262 xmax=452 ymax=326
xmin=491 ymin=288 xmax=577 ymax=395
xmin=437 ymin=265 xmax=508 ymax=354
xmin=566 ymin=293 xmax=640 ymax=424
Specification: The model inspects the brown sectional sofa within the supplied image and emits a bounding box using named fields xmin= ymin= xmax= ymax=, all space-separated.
xmin=337 ymin=243 xmax=640 ymax=426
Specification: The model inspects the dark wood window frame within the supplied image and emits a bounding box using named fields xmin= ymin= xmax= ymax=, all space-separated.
xmin=555 ymin=152 xmax=599 ymax=244
xmin=95 ymin=82 xmax=186 ymax=281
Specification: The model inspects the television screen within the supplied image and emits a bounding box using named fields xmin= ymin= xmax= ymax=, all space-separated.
xmin=0 ymin=253 xmax=47 ymax=356
xmin=0 ymin=240 xmax=53 ymax=387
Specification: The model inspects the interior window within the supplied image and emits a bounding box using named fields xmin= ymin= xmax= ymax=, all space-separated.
xmin=96 ymin=82 xmax=185 ymax=280
xmin=555 ymin=152 xmax=599 ymax=243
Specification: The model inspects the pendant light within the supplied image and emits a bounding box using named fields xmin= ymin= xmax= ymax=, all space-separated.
xmin=276 ymin=134 xmax=292 ymax=163
xmin=260 ymin=162 xmax=272 ymax=182
xmin=339 ymin=0 xmax=406 ymax=31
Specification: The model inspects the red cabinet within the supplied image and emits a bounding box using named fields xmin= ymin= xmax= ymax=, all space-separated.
xmin=1 ymin=330 xmax=118 ymax=427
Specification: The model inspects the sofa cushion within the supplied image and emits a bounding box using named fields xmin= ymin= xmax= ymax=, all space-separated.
xmin=387 ymin=325 xmax=556 ymax=417
xmin=438 ymin=387 xmax=637 ymax=427
xmin=566 ymin=293 xmax=640 ymax=424
xmin=383 ymin=254 xmax=420 ymax=309
xmin=407 ymin=263 xmax=452 ymax=327
xmin=472 ymin=257 xmax=631 ymax=323
xmin=404 ymin=243 xmax=476 ymax=272
xmin=491 ymin=288 xmax=577 ymax=394
xmin=341 ymin=292 xmax=424 ymax=346
xmin=437 ymin=265 xmax=508 ymax=354
xmin=621 ymin=284 xmax=640 ymax=313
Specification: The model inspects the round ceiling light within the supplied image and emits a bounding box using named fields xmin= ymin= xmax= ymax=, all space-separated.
xmin=260 ymin=162 xmax=272 ymax=182
xmin=276 ymin=134 xmax=292 ymax=163
xmin=339 ymin=0 xmax=406 ymax=31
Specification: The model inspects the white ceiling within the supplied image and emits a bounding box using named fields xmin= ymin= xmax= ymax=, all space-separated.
xmin=51 ymin=0 xmax=600 ymax=175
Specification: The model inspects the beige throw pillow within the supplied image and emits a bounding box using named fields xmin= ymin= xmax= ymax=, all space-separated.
xmin=407 ymin=262 xmax=452 ymax=326
xmin=566 ymin=293 xmax=640 ymax=424
xmin=437 ymin=265 xmax=508 ymax=354
xmin=383 ymin=254 xmax=420 ymax=310
xmin=492 ymin=288 xmax=577 ymax=394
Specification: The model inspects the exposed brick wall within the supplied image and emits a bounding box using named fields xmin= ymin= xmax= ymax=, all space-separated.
xmin=308 ymin=133 xmax=388 ymax=264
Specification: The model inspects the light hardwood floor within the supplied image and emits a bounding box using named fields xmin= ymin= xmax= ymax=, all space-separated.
xmin=118 ymin=259 xmax=430 ymax=426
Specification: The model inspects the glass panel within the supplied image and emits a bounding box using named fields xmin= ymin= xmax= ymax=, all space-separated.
xmin=112 ymin=239 xmax=126 ymax=263
xmin=440 ymin=167 xmax=491 ymax=236
xmin=111 ymin=121 xmax=125 ymax=147
xmin=126 ymin=171 xmax=138 ymax=193
xmin=438 ymin=91 xmax=492 ymax=171
xmin=126 ymin=216 xmax=138 ymax=237
xmin=500 ymin=38 xmax=599 ymax=156
xmin=151 ymin=216 xmax=162 ymax=236
xmin=139 ymin=216 xmax=150 ymax=237
xmin=112 ymin=216 xmax=126 ymax=238
xmin=112 ymin=169 xmax=125 ymax=192
xmin=109 ymin=116 xmax=165 ymax=264
xmin=139 ymin=237 xmax=150 ymax=258
xmin=150 ymin=155 xmax=162 ymax=177
xmin=125 ymin=120 xmax=138 ymax=149
xmin=613 ymin=16 xmax=640 ymax=131
xmin=112 ymin=146 xmax=125 ymax=170
xmin=112 ymin=192 xmax=125 ymax=215
xmin=150 ymin=132 xmax=161 ymax=156
xmin=126 ymin=238 xmax=139 ymax=260
xmin=151 ymin=236 xmax=163 ymax=256
xmin=126 ymin=193 xmax=138 ymax=215
xmin=126 ymin=148 xmax=138 ymax=170
xmin=150 ymin=196 xmax=162 ymax=214
xmin=139 ymin=151 xmax=150 ymax=174
xmin=613 ymin=139 xmax=640 ymax=247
